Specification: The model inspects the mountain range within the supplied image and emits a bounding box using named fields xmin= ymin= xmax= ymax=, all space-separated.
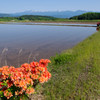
xmin=0 ymin=13 xmax=11 ymax=17
xmin=0 ymin=10 xmax=99 ymax=18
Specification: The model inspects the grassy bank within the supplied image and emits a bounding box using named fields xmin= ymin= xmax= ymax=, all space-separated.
xmin=42 ymin=31 xmax=100 ymax=100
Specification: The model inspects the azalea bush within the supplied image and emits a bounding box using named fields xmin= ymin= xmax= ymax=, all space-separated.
xmin=0 ymin=59 xmax=51 ymax=100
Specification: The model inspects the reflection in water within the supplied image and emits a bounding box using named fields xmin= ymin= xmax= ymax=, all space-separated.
xmin=0 ymin=24 xmax=96 ymax=67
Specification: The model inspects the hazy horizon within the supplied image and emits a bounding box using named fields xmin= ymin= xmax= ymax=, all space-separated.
xmin=0 ymin=10 xmax=99 ymax=14
xmin=0 ymin=0 xmax=100 ymax=13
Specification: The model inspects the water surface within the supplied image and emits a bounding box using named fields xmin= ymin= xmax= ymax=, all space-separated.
xmin=0 ymin=24 xmax=96 ymax=67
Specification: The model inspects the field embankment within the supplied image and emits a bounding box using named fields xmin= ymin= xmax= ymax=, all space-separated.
xmin=42 ymin=31 xmax=100 ymax=100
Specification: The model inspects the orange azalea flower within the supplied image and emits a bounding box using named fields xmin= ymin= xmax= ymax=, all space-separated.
xmin=18 ymin=80 xmax=27 ymax=91
xmin=2 ymin=66 xmax=9 ymax=70
xmin=43 ymin=71 xmax=51 ymax=79
xmin=0 ymin=68 xmax=3 ymax=73
xmin=0 ymin=59 xmax=51 ymax=99
xmin=25 ymin=78 xmax=33 ymax=85
xmin=37 ymin=66 xmax=45 ymax=72
xmin=19 ymin=89 xmax=23 ymax=95
xmin=15 ymin=90 xmax=19 ymax=96
xmin=30 ymin=62 xmax=39 ymax=67
xmin=2 ymin=75 xmax=8 ymax=80
xmin=39 ymin=76 xmax=46 ymax=83
xmin=4 ymin=90 xmax=13 ymax=99
xmin=19 ymin=80 xmax=26 ymax=87
xmin=39 ymin=59 xmax=51 ymax=67
xmin=21 ymin=63 xmax=31 ymax=72
xmin=14 ymin=80 xmax=20 ymax=87
xmin=7 ymin=80 xmax=13 ymax=88
xmin=26 ymin=87 xmax=35 ymax=95
xmin=31 ymin=74 xmax=39 ymax=80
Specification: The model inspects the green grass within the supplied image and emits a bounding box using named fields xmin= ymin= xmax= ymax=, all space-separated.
xmin=0 ymin=16 xmax=100 ymax=23
xmin=42 ymin=31 xmax=100 ymax=100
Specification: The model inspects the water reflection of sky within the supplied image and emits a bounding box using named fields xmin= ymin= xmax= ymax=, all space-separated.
xmin=3 ymin=22 xmax=96 ymax=27
xmin=0 ymin=24 xmax=96 ymax=67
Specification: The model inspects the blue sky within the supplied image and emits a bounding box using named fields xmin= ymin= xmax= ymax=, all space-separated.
xmin=0 ymin=0 xmax=100 ymax=13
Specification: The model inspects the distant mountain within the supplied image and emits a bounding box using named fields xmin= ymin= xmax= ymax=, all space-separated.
xmin=11 ymin=10 xmax=87 ymax=18
xmin=0 ymin=13 xmax=11 ymax=17
xmin=1 ymin=10 xmax=99 ymax=18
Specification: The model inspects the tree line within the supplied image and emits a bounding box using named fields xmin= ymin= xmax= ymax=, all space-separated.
xmin=0 ymin=15 xmax=57 ymax=21
xmin=70 ymin=12 xmax=100 ymax=20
